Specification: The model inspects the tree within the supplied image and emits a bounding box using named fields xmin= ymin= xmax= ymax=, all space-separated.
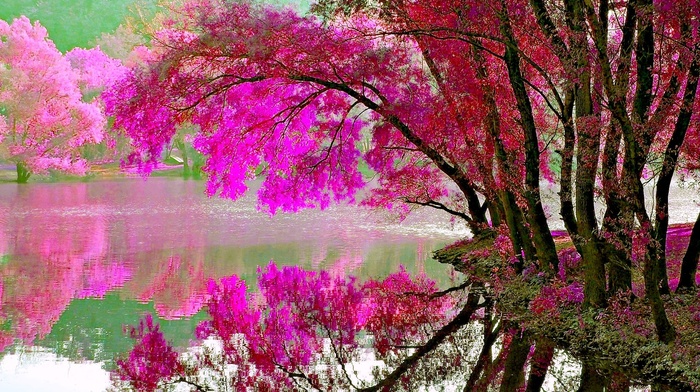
xmin=0 ymin=16 xmax=106 ymax=183
xmin=105 ymin=0 xmax=700 ymax=390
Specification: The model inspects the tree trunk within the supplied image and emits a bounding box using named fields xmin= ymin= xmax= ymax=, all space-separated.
xmin=359 ymin=292 xmax=481 ymax=392
xmin=604 ymin=202 xmax=633 ymax=295
xmin=499 ymin=5 xmax=559 ymax=272
xmin=576 ymin=363 xmax=605 ymax=392
xmin=182 ymin=148 xmax=191 ymax=179
xmin=473 ymin=337 xmax=510 ymax=392
xmin=498 ymin=332 xmax=529 ymax=392
xmin=463 ymin=319 xmax=501 ymax=391
xmin=643 ymin=242 xmax=676 ymax=343
xmin=176 ymin=139 xmax=191 ymax=179
xmin=525 ymin=339 xmax=554 ymax=392
xmin=677 ymin=211 xmax=700 ymax=291
xmin=652 ymin=38 xmax=699 ymax=295
xmin=607 ymin=372 xmax=630 ymax=392
xmin=16 ymin=162 xmax=31 ymax=183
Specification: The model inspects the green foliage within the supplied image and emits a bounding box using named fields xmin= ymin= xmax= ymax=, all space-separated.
xmin=433 ymin=231 xmax=498 ymax=271
xmin=0 ymin=0 xmax=156 ymax=52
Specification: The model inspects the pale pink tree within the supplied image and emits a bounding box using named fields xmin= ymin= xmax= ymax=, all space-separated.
xmin=0 ymin=16 xmax=105 ymax=183
xmin=66 ymin=46 xmax=128 ymax=100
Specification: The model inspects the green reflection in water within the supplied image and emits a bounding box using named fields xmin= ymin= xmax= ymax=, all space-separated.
xmin=37 ymin=293 xmax=208 ymax=370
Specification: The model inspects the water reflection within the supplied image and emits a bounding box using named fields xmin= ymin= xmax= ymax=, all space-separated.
xmin=0 ymin=178 xmax=465 ymax=368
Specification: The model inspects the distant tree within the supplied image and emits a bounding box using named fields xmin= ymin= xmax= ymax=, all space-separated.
xmin=94 ymin=24 xmax=147 ymax=61
xmin=0 ymin=17 xmax=106 ymax=183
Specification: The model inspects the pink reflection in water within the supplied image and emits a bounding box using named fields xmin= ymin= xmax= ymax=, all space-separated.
xmin=0 ymin=184 xmax=132 ymax=351
xmin=0 ymin=179 xmax=460 ymax=353
xmin=135 ymin=254 xmax=209 ymax=320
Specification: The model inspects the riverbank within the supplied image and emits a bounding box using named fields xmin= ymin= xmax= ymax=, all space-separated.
xmin=0 ymin=161 xmax=186 ymax=183
xmin=434 ymin=223 xmax=700 ymax=390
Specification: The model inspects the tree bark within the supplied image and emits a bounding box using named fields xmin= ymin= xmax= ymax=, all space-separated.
xmin=525 ymin=339 xmax=554 ymax=392
xmin=603 ymin=202 xmax=633 ymax=295
xmin=654 ymin=37 xmax=700 ymax=294
xmin=463 ymin=320 xmax=501 ymax=391
xmin=567 ymin=0 xmax=607 ymax=308
xmin=498 ymin=331 xmax=530 ymax=392
xmin=469 ymin=38 xmax=534 ymax=269
xmin=607 ymin=372 xmax=630 ymax=392
xmin=358 ymin=292 xmax=481 ymax=392
xmin=677 ymin=211 xmax=700 ymax=291
xmin=176 ymin=139 xmax=191 ymax=179
xmin=499 ymin=3 xmax=559 ymax=272
xmin=576 ymin=362 xmax=605 ymax=392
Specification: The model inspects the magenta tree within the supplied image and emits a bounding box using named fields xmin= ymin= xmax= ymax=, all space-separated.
xmin=0 ymin=17 xmax=106 ymax=183
xmin=105 ymin=0 xmax=700 ymax=390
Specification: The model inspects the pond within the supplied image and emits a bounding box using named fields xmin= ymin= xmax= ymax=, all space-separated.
xmin=0 ymin=178 xmax=467 ymax=392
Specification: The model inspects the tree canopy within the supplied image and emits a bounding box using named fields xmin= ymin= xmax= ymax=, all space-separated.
xmin=105 ymin=0 xmax=700 ymax=390
xmin=0 ymin=17 xmax=110 ymax=182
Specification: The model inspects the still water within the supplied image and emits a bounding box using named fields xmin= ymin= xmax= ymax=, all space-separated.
xmin=0 ymin=178 xmax=467 ymax=391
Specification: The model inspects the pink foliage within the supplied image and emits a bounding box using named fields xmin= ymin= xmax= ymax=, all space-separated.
xmin=529 ymin=282 xmax=584 ymax=318
xmin=114 ymin=314 xmax=183 ymax=392
xmin=101 ymin=0 xmax=527 ymax=215
xmin=362 ymin=266 xmax=455 ymax=356
xmin=136 ymin=255 xmax=209 ymax=320
xmin=600 ymin=294 xmax=656 ymax=339
xmin=66 ymin=46 xmax=127 ymax=93
xmin=0 ymin=17 xmax=105 ymax=175
xmin=116 ymin=263 xmax=455 ymax=390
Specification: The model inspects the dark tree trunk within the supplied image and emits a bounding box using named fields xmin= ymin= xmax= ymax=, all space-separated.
xmin=498 ymin=332 xmax=530 ymax=392
xmin=652 ymin=32 xmax=699 ymax=295
xmin=525 ymin=339 xmax=554 ymax=392
xmin=499 ymin=5 xmax=559 ymax=272
xmin=604 ymin=202 xmax=633 ymax=295
xmin=607 ymin=372 xmax=630 ymax=392
xmin=463 ymin=319 xmax=501 ymax=392
xmin=567 ymin=0 xmax=608 ymax=309
xmin=358 ymin=293 xmax=481 ymax=392
xmin=473 ymin=337 xmax=510 ymax=392
xmin=677 ymin=211 xmax=700 ymax=291
xmin=469 ymin=39 xmax=534 ymax=270
xmin=643 ymin=247 xmax=676 ymax=343
xmin=576 ymin=363 xmax=605 ymax=392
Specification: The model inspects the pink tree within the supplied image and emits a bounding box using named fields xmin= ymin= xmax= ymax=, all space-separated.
xmin=0 ymin=16 xmax=105 ymax=183
xmin=104 ymin=0 xmax=700 ymax=390
xmin=66 ymin=46 xmax=128 ymax=101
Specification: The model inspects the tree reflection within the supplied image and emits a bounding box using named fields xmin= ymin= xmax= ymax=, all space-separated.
xmin=0 ymin=184 xmax=128 ymax=352
xmin=113 ymin=263 xmax=466 ymax=392
xmin=0 ymin=181 xmax=454 ymax=361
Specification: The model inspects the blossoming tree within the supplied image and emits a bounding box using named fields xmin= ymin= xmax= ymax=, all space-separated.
xmin=105 ymin=0 xmax=700 ymax=390
xmin=0 ymin=16 xmax=106 ymax=182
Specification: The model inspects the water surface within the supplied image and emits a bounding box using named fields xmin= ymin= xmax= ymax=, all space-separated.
xmin=0 ymin=178 xmax=466 ymax=391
